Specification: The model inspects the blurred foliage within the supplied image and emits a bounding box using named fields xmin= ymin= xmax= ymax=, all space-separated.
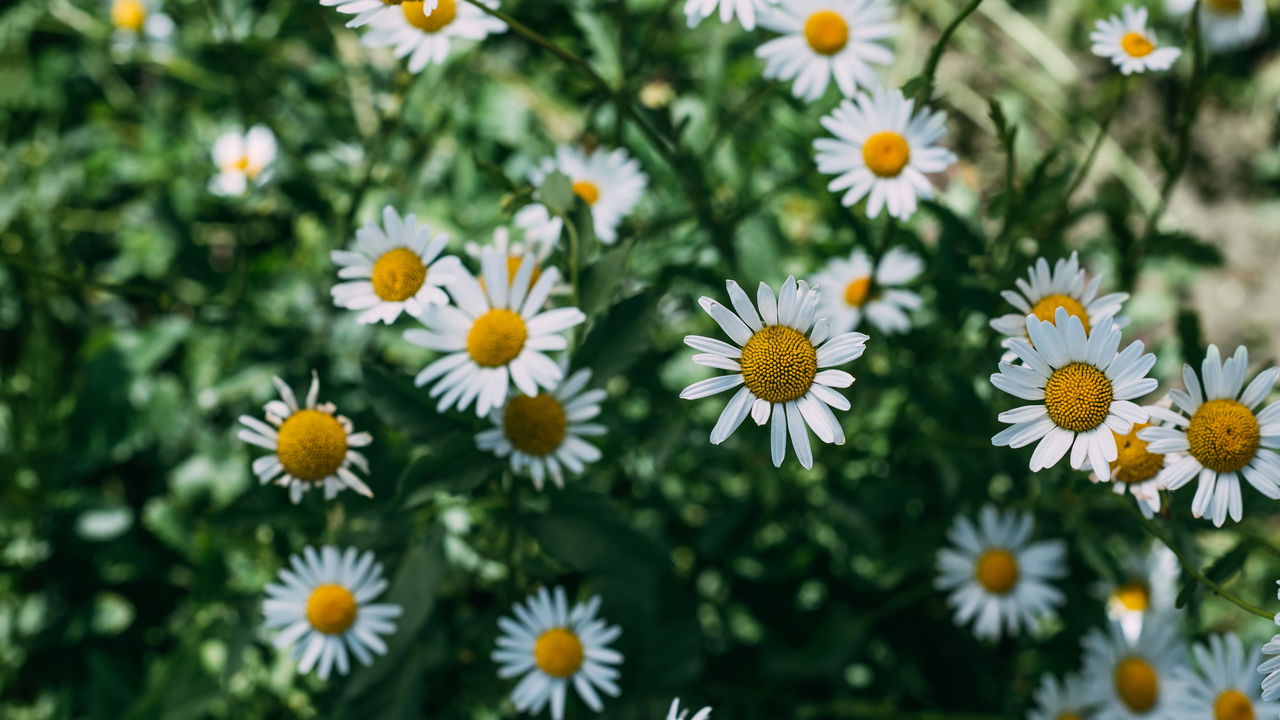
xmin=3 ymin=0 xmax=1280 ymax=718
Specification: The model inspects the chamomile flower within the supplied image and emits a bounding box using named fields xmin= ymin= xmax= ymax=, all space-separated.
xmin=405 ymin=249 xmax=585 ymax=417
xmin=492 ymin=586 xmax=622 ymax=720
xmin=238 ymin=373 xmax=374 ymax=503
xmin=1028 ymin=673 xmax=1094 ymax=720
xmin=991 ymin=308 xmax=1158 ymax=480
xmin=1090 ymin=414 xmax=1170 ymax=518
xmin=755 ymin=0 xmax=895 ymax=102
xmin=1166 ymin=0 xmax=1268 ymax=53
xmin=362 ymin=0 xmax=505 ymax=73
xmin=684 ymin=0 xmax=777 ymax=30
xmin=210 ymin=125 xmax=277 ymax=196
xmin=679 ymin=277 xmax=868 ymax=469
xmin=667 ymin=699 xmax=712 ymax=720
xmin=1173 ymin=634 xmax=1276 ymax=720
xmin=1090 ymin=5 xmax=1182 ymax=74
xmin=330 ymin=206 xmax=462 ymax=325
xmin=934 ymin=506 xmax=1067 ymax=640
xmin=1081 ymin=618 xmax=1186 ymax=720
xmin=814 ymin=85 xmax=957 ymax=220
xmin=515 ymin=146 xmax=648 ymax=246
xmin=809 ymin=247 xmax=923 ymax=334
xmin=475 ymin=366 xmax=605 ymax=490
xmin=1139 ymin=345 xmax=1280 ymax=527
xmin=262 ymin=546 xmax=402 ymax=680
xmin=106 ymin=0 xmax=173 ymax=48
xmin=1258 ymin=587 xmax=1280 ymax=701
xmin=990 ymin=252 xmax=1129 ymax=362
xmin=465 ymin=227 xmax=554 ymax=274
xmin=321 ymin=0 xmax=431 ymax=29
xmin=1098 ymin=546 xmax=1178 ymax=644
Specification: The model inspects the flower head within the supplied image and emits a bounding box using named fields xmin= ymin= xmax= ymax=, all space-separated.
xmin=210 ymin=125 xmax=277 ymax=196
xmin=1081 ymin=617 xmax=1186 ymax=719
xmin=809 ymin=246 xmax=923 ymax=335
xmin=1166 ymin=0 xmax=1268 ymax=52
xmin=362 ymin=0 xmax=505 ymax=73
xmin=321 ymin=0 xmax=432 ymax=29
xmin=684 ymin=0 xmax=778 ymax=30
xmin=1090 ymin=5 xmax=1182 ymax=74
xmin=516 ymin=145 xmax=648 ymax=246
xmin=1028 ymin=673 xmax=1095 ymax=720
xmin=667 ymin=699 xmax=712 ymax=720
xmin=1173 ymin=633 xmax=1277 ymax=720
xmin=755 ymin=0 xmax=896 ymax=102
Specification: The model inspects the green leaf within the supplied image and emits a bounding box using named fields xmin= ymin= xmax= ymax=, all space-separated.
xmin=574 ymin=289 xmax=657 ymax=382
xmin=539 ymin=171 xmax=575 ymax=216
xmin=1205 ymin=541 xmax=1250 ymax=584
xmin=1146 ymin=231 xmax=1225 ymax=267
xmin=578 ymin=241 xmax=632 ymax=318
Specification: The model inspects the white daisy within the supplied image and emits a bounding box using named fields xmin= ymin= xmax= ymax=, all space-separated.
xmin=679 ymin=277 xmax=868 ymax=470
xmin=465 ymin=226 xmax=554 ymax=267
xmin=990 ymin=252 xmax=1129 ymax=363
xmin=1028 ymin=673 xmax=1095 ymax=720
xmin=492 ymin=586 xmax=623 ymax=720
xmin=1139 ymin=345 xmax=1280 ymax=527
xmin=755 ymin=0 xmax=895 ymax=102
xmin=990 ymin=308 xmax=1158 ymax=481
xmin=1097 ymin=545 xmax=1178 ymax=644
xmin=404 ymin=249 xmax=585 ymax=417
xmin=684 ymin=0 xmax=777 ymax=30
xmin=209 ymin=125 xmax=278 ymax=197
xmin=515 ymin=145 xmax=648 ymax=246
xmin=238 ymin=372 xmax=375 ymax=503
xmin=106 ymin=0 xmax=173 ymax=46
xmin=321 ymin=0 xmax=433 ymax=29
xmin=362 ymin=0 xmax=505 ymax=74
xmin=1081 ymin=618 xmax=1186 ymax=720
xmin=814 ymin=85 xmax=957 ymax=220
xmin=1258 ymin=584 xmax=1280 ymax=701
xmin=1090 ymin=5 xmax=1183 ymax=75
xmin=330 ymin=205 xmax=462 ymax=325
xmin=809 ymin=246 xmax=923 ymax=335
xmin=1166 ymin=0 xmax=1268 ymax=53
xmin=1089 ymin=413 xmax=1171 ymax=519
xmin=475 ymin=365 xmax=605 ymax=490
xmin=262 ymin=545 xmax=403 ymax=680
xmin=1173 ymin=633 xmax=1277 ymax=720
xmin=667 ymin=699 xmax=712 ymax=720
xmin=934 ymin=505 xmax=1067 ymax=640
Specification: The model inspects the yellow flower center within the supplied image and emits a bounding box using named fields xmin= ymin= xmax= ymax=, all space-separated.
xmin=1114 ymin=656 xmax=1159 ymax=713
xmin=1205 ymin=0 xmax=1242 ymax=14
xmin=974 ymin=548 xmax=1019 ymax=594
xmin=403 ymin=0 xmax=456 ymax=32
xmin=862 ymin=132 xmax=911 ymax=178
xmin=506 ymin=255 xmax=542 ymax=287
xmin=111 ymin=0 xmax=146 ymax=31
xmin=533 ymin=627 xmax=584 ymax=678
xmin=572 ymin=180 xmax=601 ymax=206
xmin=1121 ymin=32 xmax=1155 ymax=58
xmin=843 ymin=276 xmax=872 ymax=307
xmin=466 ymin=309 xmax=527 ymax=367
xmin=1030 ymin=294 xmax=1090 ymax=332
xmin=804 ymin=9 xmax=849 ymax=55
xmin=1043 ymin=362 xmax=1114 ymax=433
xmin=503 ymin=393 xmax=567 ymax=457
xmin=1112 ymin=581 xmax=1150 ymax=612
xmin=1187 ymin=399 xmax=1261 ymax=473
xmin=1112 ymin=422 xmax=1165 ymax=484
xmin=370 ymin=247 xmax=428 ymax=302
xmin=306 ymin=584 xmax=358 ymax=635
xmin=1214 ymin=689 xmax=1255 ymax=720
xmin=275 ymin=409 xmax=349 ymax=481
xmin=738 ymin=325 xmax=818 ymax=404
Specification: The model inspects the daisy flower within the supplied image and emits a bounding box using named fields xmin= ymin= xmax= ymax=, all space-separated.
xmin=1258 ymin=584 xmax=1280 ymax=701
xmin=679 ymin=277 xmax=868 ymax=469
xmin=238 ymin=373 xmax=374 ymax=503
xmin=755 ymin=0 xmax=895 ymax=102
xmin=475 ymin=365 xmax=605 ymax=490
xmin=515 ymin=145 xmax=648 ymax=246
xmin=814 ymin=85 xmax=957 ymax=220
xmin=1139 ymin=345 xmax=1280 ymax=527
xmin=990 ymin=252 xmax=1129 ymax=362
xmin=404 ymin=249 xmax=585 ymax=417
xmin=1166 ymin=0 xmax=1268 ymax=53
xmin=1028 ymin=673 xmax=1095 ymax=720
xmin=934 ymin=505 xmax=1066 ymax=640
xmin=492 ymin=586 xmax=622 ymax=720
xmin=1173 ymin=634 xmax=1276 ymax=720
xmin=809 ymin=246 xmax=923 ymax=335
xmin=465 ymin=227 xmax=554 ymax=279
xmin=1090 ymin=5 xmax=1182 ymax=74
xmin=209 ymin=125 xmax=277 ymax=197
xmin=1089 ymin=414 xmax=1170 ymax=518
xmin=106 ymin=0 xmax=173 ymax=46
xmin=990 ymin=308 xmax=1158 ymax=481
xmin=320 ymin=0 xmax=433 ymax=29
xmin=667 ymin=699 xmax=712 ymax=720
xmin=330 ymin=206 xmax=462 ymax=325
xmin=262 ymin=545 xmax=402 ymax=680
xmin=684 ymin=0 xmax=777 ymax=30
xmin=362 ymin=0 xmax=505 ymax=73
xmin=1081 ymin=618 xmax=1185 ymax=720
xmin=1097 ymin=546 xmax=1178 ymax=644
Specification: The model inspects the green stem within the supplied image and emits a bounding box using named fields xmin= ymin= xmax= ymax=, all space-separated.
xmin=1046 ymin=76 xmax=1129 ymax=234
xmin=912 ymin=0 xmax=986 ymax=104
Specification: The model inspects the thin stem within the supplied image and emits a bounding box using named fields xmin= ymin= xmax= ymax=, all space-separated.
xmin=912 ymin=0 xmax=986 ymax=104
xmin=1121 ymin=498 xmax=1272 ymax=620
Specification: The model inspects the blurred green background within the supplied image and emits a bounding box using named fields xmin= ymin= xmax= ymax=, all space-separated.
xmin=3 ymin=0 xmax=1280 ymax=717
